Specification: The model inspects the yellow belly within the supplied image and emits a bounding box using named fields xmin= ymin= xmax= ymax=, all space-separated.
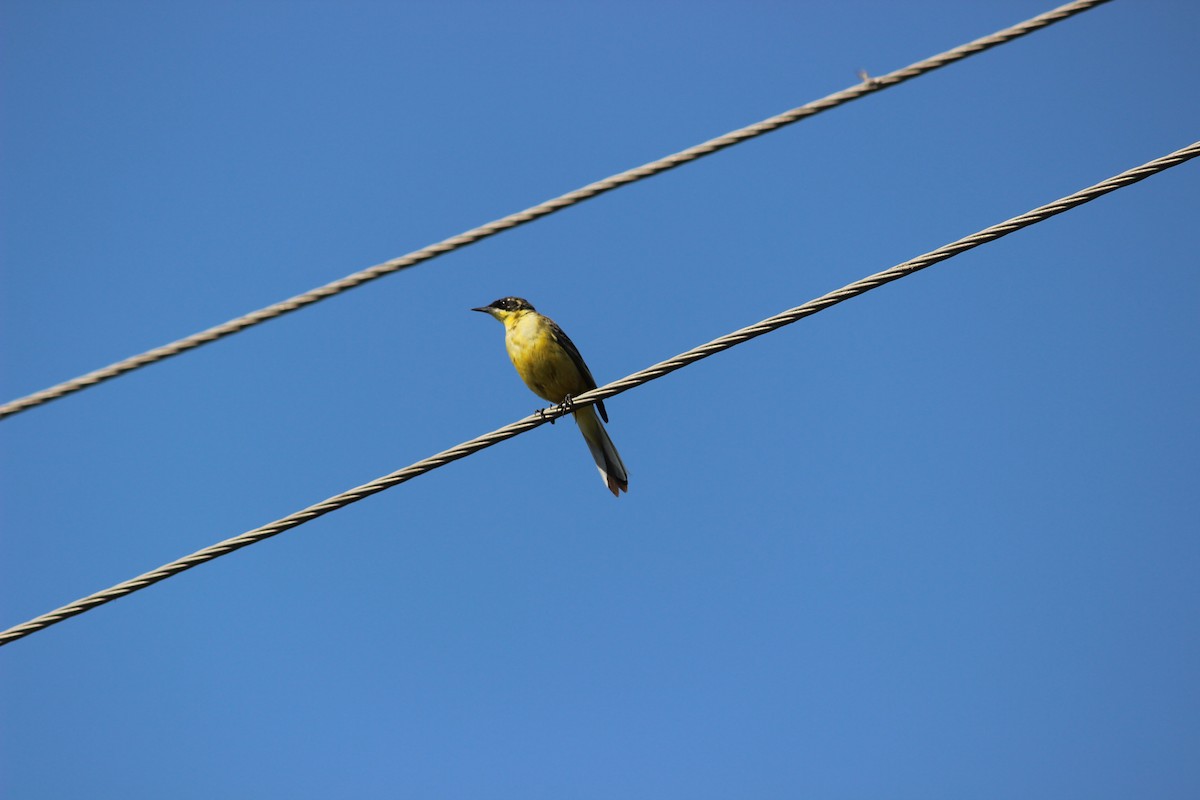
xmin=505 ymin=315 xmax=589 ymax=403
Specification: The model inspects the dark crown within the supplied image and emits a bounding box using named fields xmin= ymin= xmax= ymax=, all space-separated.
xmin=488 ymin=297 xmax=534 ymax=312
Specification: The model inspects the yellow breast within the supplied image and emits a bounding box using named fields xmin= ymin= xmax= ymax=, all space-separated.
xmin=504 ymin=312 xmax=589 ymax=404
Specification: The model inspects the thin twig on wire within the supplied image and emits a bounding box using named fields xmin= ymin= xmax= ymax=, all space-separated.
xmin=2 ymin=138 xmax=1194 ymax=649
xmin=0 ymin=0 xmax=1113 ymax=420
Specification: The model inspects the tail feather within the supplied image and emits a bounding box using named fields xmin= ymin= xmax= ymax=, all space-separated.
xmin=575 ymin=405 xmax=628 ymax=497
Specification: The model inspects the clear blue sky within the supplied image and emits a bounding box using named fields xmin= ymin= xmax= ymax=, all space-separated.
xmin=2 ymin=1 xmax=1198 ymax=796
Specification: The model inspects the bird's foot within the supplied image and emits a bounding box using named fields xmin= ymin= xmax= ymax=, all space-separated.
xmin=537 ymin=396 xmax=576 ymax=425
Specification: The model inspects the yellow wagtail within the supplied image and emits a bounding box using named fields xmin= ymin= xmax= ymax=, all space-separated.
xmin=473 ymin=297 xmax=628 ymax=497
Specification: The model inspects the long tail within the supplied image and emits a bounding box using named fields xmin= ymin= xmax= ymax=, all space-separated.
xmin=575 ymin=405 xmax=628 ymax=497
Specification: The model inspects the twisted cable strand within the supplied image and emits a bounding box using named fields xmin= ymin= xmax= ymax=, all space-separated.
xmin=0 ymin=0 xmax=1112 ymax=420
xmin=1 ymin=137 xmax=1193 ymax=648
xmin=569 ymin=142 xmax=1200 ymax=403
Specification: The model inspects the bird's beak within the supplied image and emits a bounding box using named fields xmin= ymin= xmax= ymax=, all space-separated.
xmin=471 ymin=306 xmax=492 ymax=313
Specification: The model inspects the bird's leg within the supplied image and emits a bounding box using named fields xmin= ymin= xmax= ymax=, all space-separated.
xmin=537 ymin=395 xmax=576 ymax=425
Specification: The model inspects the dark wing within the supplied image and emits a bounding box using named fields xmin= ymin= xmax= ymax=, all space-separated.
xmin=549 ymin=320 xmax=609 ymax=422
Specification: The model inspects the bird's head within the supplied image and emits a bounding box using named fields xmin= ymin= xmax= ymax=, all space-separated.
xmin=472 ymin=296 xmax=536 ymax=323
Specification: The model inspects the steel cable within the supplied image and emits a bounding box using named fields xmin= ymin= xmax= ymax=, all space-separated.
xmin=2 ymin=137 xmax=1193 ymax=648
xmin=0 ymin=0 xmax=1112 ymax=420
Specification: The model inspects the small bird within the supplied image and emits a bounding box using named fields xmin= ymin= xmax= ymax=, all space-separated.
xmin=473 ymin=297 xmax=628 ymax=496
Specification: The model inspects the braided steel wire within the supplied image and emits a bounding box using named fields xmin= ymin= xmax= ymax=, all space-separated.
xmin=0 ymin=0 xmax=1112 ymax=420
xmin=1 ymin=138 xmax=1194 ymax=648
